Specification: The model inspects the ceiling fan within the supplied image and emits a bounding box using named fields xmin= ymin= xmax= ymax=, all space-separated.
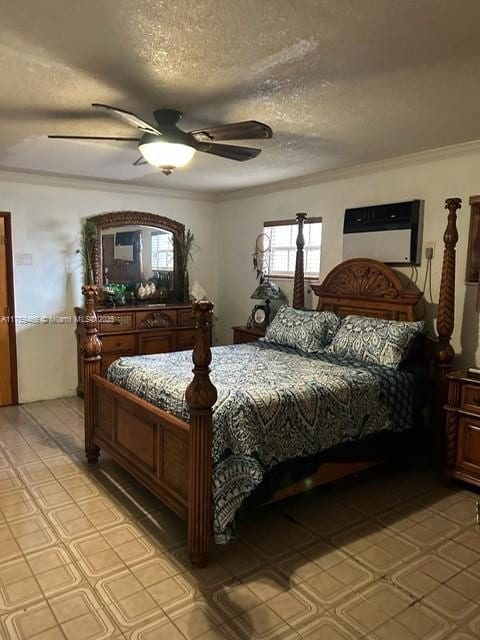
xmin=48 ymin=103 xmax=273 ymax=175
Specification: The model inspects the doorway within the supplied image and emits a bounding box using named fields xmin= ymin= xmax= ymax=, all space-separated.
xmin=0 ymin=212 xmax=18 ymax=406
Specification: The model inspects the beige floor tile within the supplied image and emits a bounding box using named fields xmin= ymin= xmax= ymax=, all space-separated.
xmin=169 ymin=601 xmax=225 ymax=640
xmin=55 ymin=588 xmax=117 ymax=639
xmin=298 ymin=615 xmax=362 ymax=638
xmin=213 ymin=580 xmax=263 ymax=618
xmin=170 ymin=547 xmax=234 ymax=589
xmin=129 ymin=617 xmax=188 ymax=640
xmin=267 ymin=589 xmax=319 ymax=627
xmin=276 ymin=552 xmax=324 ymax=584
xmin=336 ymin=595 xmax=390 ymax=634
xmin=148 ymin=574 xmax=196 ymax=612
xmin=446 ymin=570 xmax=480 ymax=602
xmin=241 ymin=570 xmax=289 ymax=602
xmin=371 ymin=617 xmax=419 ymax=640
xmin=437 ymin=539 xmax=480 ymax=570
xmin=393 ymin=600 xmax=452 ymax=638
xmin=421 ymin=583 xmax=477 ymax=620
xmin=121 ymin=560 xmax=174 ymax=596
xmin=110 ymin=588 xmax=163 ymax=627
xmin=0 ymin=468 xmax=23 ymax=493
xmin=233 ymin=602 xmax=293 ymax=639
xmin=392 ymin=554 xmax=460 ymax=598
xmin=213 ymin=540 xmax=262 ymax=578
xmin=3 ymin=600 xmax=59 ymax=639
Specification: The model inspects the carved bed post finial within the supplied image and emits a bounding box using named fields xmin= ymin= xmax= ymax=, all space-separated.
xmin=81 ymin=284 xmax=102 ymax=463
xmin=293 ymin=213 xmax=307 ymax=309
xmin=433 ymin=197 xmax=461 ymax=463
xmin=185 ymin=301 xmax=217 ymax=567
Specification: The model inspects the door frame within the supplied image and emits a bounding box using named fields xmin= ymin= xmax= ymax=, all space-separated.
xmin=0 ymin=212 xmax=18 ymax=405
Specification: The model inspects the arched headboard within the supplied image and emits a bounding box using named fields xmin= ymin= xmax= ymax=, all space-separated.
xmin=311 ymin=258 xmax=422 ymax=321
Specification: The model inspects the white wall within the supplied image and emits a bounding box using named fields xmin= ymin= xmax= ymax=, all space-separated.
xmin=0 ymin=176 xmax=218 ymax=402
xmin=216 ymin=150 xmax=480 ymax=370
xmin=3 ymin=144 xmax=480 ymax=403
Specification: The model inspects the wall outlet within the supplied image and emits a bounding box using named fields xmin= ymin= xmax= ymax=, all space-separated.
xmin=425 ymin=242 xmax=436 ymax=259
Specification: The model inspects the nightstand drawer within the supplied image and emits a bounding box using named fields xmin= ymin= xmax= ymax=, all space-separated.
xmin=457 ymin=415 xmax=480 ymax=474
xmin=461 ymin=384 xmax=480 ymax=415
xmin=232 ymin=326 xmax=265 ymax=344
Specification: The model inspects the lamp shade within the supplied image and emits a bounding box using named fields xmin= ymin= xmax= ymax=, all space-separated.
xmin=139 ymin=139 xmax=196 ymax=169
xmin=250 ymin=280 xmax=284 ymax=300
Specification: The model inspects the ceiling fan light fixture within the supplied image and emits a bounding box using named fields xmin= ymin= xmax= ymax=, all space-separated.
xmin=138 ymin=139 xmax=195 ymax=173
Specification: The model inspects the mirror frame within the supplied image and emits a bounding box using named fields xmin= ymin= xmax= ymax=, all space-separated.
xmin=87 ymin=210 xmax=185 ymax=290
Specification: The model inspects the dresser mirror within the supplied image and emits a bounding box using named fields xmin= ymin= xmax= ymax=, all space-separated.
xmin=87 ymin=211 xmax=185 ymax=306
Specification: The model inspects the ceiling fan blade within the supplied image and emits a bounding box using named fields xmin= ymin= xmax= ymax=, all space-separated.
xmin=91 ymin=103 xmax=162 ymax=135
xmin=191 ymin=120 xmax=272 ymax=142
xmin=194 ymin=142 xmax=261 ymax=161
xmin=48 ymin=135 xmax=140 ymax=141
xmin=133 ymin=156 xmax=148 ymax=166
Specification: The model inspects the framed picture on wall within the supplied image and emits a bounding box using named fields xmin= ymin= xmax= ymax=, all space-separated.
xmin=467 ymin=196 xmax=480 ymax=283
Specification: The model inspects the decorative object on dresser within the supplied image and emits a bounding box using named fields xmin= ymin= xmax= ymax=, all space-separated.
xmin=232 ymin=325 xmax=265 ymax=344
xmin=74 ymin=303 xmax=200 ymax=396
xmin=444 ymin=371 xmax=480 ymax=489
xmin=79 ymin=198 xmax=460 ymax=566
xmin=175 ymin=228 xmax=196 ymax=303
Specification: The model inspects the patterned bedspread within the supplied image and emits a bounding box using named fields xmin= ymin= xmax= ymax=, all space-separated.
xmin=107 ymin=342 xmax=415 ymax=543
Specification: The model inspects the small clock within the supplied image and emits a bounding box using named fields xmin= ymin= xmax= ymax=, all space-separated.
xmin=248 ymin=302 xmax=270 ymax=329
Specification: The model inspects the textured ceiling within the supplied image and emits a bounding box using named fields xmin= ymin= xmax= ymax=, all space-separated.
xmin=1 ymin=0 xmax=480 ymax=193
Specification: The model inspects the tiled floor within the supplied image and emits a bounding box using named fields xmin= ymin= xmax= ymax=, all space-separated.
xmin=0 ymin=399 xmax=479 ymax=639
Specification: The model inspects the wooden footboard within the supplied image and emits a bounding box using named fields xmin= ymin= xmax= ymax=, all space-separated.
xmin=82 ymin=294 xmax=216 ymax=567
xmin=91 ymin=375 xmax=190 ymax=519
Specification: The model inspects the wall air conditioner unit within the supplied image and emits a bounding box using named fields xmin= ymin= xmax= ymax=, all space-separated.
xmin=343 ymin=200 xmax=423 ymax=265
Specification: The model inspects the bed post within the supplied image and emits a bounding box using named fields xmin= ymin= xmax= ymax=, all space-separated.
xmin=293 ymin=212 xmax=307 ymax=309
xmin=433 ymin=197 xmax=461 ymax=462
xmin=81 ymin=284 xmax=102 ymax=464
xmin=185 ymin=300 xmax=217 ymax=567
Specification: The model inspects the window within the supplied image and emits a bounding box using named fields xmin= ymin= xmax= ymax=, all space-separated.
xmin=151 ymin=231 xmax=174 ymax=271
xmin=263 ymin=218 xmax=322 ymax=278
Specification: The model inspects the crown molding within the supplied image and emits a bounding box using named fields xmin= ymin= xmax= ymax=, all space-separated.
xmin=216 ymin=138 xmax=480 ymax=202
xmin=0 ymin=167 xmax=217 ymax=203
xmin=2 ymin=137 xmax=480 ymax=205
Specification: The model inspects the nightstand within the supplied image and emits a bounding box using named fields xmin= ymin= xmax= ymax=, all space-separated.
xmin=232 ymin=325 xmax=266 ymax=344
xmin=444 ymin=371 xmax=480 ymax=489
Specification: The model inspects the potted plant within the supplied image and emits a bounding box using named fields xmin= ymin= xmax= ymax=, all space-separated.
xmin=175 ymin=229 xmax=196 ymax=303
xmin=78 ymin=220 xmax=97 ymax=286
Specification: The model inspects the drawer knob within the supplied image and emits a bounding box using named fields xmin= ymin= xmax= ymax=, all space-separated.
xmin=472 ymin=395 xmax=480 ymax=406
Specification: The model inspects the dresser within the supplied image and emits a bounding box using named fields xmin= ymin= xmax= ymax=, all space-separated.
xmin=444 ymin=371 xmax=480 ymax=488
xmin=232 ymin=325 xmax=266 ymax=344
xmin=75 ymin=304 xmax=198 ymax=396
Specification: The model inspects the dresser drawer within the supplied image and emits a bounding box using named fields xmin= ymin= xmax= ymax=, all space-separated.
xmin=457 ymin=415 xmax=480 ymax=475
xmin=102 ymin=334 xmax=136 ymax=354
xmin=178 ymin=308 xmax=194 ymax=327
xmin=99 ymin=312 xmax=134 ymax=333
xmin=138 ymin=332 xmax=174 ymax=355
xmin=136 ymin=309 xmax=176 ymax=329
xmin=177 ymin=329 xmax=196 ymax=350
xmin=461 ymin=384 xmax=480 ymax=415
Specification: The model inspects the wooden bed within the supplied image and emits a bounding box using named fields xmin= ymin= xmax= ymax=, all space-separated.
xmin=80 ymin=197 xmax=461 ymax=566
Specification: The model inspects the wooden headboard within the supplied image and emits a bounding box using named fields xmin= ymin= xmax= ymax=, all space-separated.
xmin=311 ymin=258 xmax=422 ymax=321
